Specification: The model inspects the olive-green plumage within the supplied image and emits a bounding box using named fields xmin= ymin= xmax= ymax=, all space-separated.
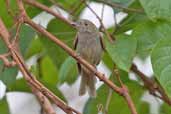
xmin=73 ymin=19 xmax=105 ymax=97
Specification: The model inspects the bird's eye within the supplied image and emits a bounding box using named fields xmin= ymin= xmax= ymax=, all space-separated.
xmin=85 ymin=23 xmax=88 ymax=26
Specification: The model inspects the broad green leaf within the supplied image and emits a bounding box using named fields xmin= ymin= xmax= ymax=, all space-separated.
xmin=0 ymin=0 xmax=17 ymax=28
xmin=94 ymin=0 xmax=135 ymax=13
xmin=117 ymin=8 xmax=148 ymax=33
xmin=84 ymin=79 xmax=149 ymax=114
xmin=59 ymin=57 xmax=78 ymax=85
xmin=102 ymin=52 xmax=114 ymax=70
xmin=160 ymin=103 xmax=171 ymax=114
xmin=8 ymin=78 xmax=30 ymax=92
xmin=0 ymin=97 xmax=10 ymax=114
xmin=111 ymin=0 xmax=133 ymax=5
xmin=0 ymin=65 xmax=18 ymax=87
xmin=139 ymin=0 xmax=171 ymax=20
xmin=26 ymin=0 xmax=52 ymax=18
xmin=151 ymin=38 xmax=171 ymax=98
xmin=18 ymin=24 xmax=37 ymax=57
xmin=40 ymin=56 xmax=58 ymax=86
xmin=10 ymin=24 xmax=37 ymax=57
xmin=132 ymin=20 xmax=171 ymax=57
xmin=106 ymin=35 xmax=137 ymax=72
xmin=58 ymin=0 xmax=86 ymax=18
xmin=116 ymin=13 xmax=148 ymax=34
xmin=115 ymin=0 xmax=147 ymax=34
xmin=94 ymin=0 xmax=134 ymax=7
xmin=0 ymin=39 xmax=18 ymax=87
xmin=40 ymin=19 xmax=76 ymax=68
xmin=25 ymin=38 xmax=44 ymax=59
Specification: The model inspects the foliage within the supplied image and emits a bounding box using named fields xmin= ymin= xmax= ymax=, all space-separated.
xmin=0 ymin=0 xmax=171 ymax=113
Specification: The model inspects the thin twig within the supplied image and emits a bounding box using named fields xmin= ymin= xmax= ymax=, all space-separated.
xmin=12 ymin=22 xmax=22 ymax=47
xmin=101 ymin=4 xmax=105 ymax=21
xmin=5 ymin=0 xmax=15 ymax=17
xmin=113 ymin=67 xmax=123 ymax=86
xmin=0 ymin=53 xmax=16 ymax=67
xmin=131 ymin=64 xmax=171 ymax=105
xmin=24 ymin=0 xmax=73 ymax=27
xmin=112 ymin=10 xmax=118 ymax=34
xmin=104 ymin=89 xmax=112 ymax=114
xmin=31 ymin=87 xmax=56 ymax=114
xmin=113 ymin=67 xmax=137 ymax=114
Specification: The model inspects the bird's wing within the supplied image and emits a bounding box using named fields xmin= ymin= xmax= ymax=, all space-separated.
xmin=73 ymin=34 xmax=81 ymax=73
xmin=99 ymin=32 xmax=105 ymax=51
xmin=73 ymin=34 xmax=78 ymax=50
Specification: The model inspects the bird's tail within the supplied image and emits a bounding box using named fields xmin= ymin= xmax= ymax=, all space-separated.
xmin=79 ymin=66 xmax=96 ymax=97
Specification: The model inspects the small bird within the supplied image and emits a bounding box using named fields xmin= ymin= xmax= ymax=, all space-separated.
xmin=72 ymin=19 xmax=105 ymax=97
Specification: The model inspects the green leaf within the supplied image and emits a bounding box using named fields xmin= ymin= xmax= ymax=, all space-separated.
xmin=160 ymin=103 xmax=171 ymax=114
xmin=59 ymin=57 xmax=78 ymax=85
xmin=0 ymin=65 xmax=18 ymax=87
xmin=94 ymin=0 xmax=135 ymax=13
xmin=102 ymin=52 xmax=114 ymax=70
xmin=39 ymin=56 xmax=58 ymax=86
xmin=132 ymin=20 xmax=171 ymax=57
xmin=58 ymin=0 xmax=86 ymax=19
xmin=25 ymin=38 xmax=44 ymax=59
xmin=40 ymin=19 xmax=76 ymax=68
xmin=0 ymin=97 xmax=10 ymax=114
xmin=116 ymin=13 xmax=148 ymax=34
xmin=106 ymin=35 xmax=137 ymax=72
xmin=18 ymin=24 xmax=37 ymax=57
xmin=0 ymin=0 xmax=17 ymax=28
xmin=0 ymin=40 xmax=18 ymax=87
xmin=139 ymin=0 xmax=171 ymax=20
xmin=151 ymin=38 xmax=171 ymax=98
xmin=26 ymin=0 xmax=52 ymax=18
xmin=84 ymin=79 xmax=149 ymax=114
xmin=8 ymin=78 xmax=30 ymax=92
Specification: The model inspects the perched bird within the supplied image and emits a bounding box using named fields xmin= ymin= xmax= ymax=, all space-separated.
xmin=72 ymin=19 xmax=105 ymax=97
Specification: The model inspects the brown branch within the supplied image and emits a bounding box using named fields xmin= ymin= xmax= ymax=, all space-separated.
xmin=104 ymin=88 xmax=112 ymax=114
xmin=113 ymin=67 xmax=137 ymax=114
xmin=131 ymin=64 xmax=171 ymax=105
xmin=122 ymin=86 xmax=137 ymax=114
xmin=5 ymin=0 xmax=15 ymax=17
xmin=12 ymin=22 xmax=22 ymax=45
xmin=24 ymin=0 xmax=74 ymax=27
xmin=31 ymin=87 xmax=56 ymax=114
xmin=48 ymin=0 xmax=70 ymax=14
xmin=95 ymin=0 xmax=144 ymax=13
xmin=0 ymin=53 xmax=16 ymax=67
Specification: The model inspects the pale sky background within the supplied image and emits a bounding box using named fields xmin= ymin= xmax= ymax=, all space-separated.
xmin=0 ymin=2 xmax=162 ymax=114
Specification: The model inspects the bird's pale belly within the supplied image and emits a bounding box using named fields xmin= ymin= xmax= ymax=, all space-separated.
xmin=76 ymin=39 xmax=102 ymax=64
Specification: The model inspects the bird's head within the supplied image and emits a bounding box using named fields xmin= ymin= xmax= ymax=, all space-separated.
xmin=72 ymin=19 xmax=98 ymax=33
